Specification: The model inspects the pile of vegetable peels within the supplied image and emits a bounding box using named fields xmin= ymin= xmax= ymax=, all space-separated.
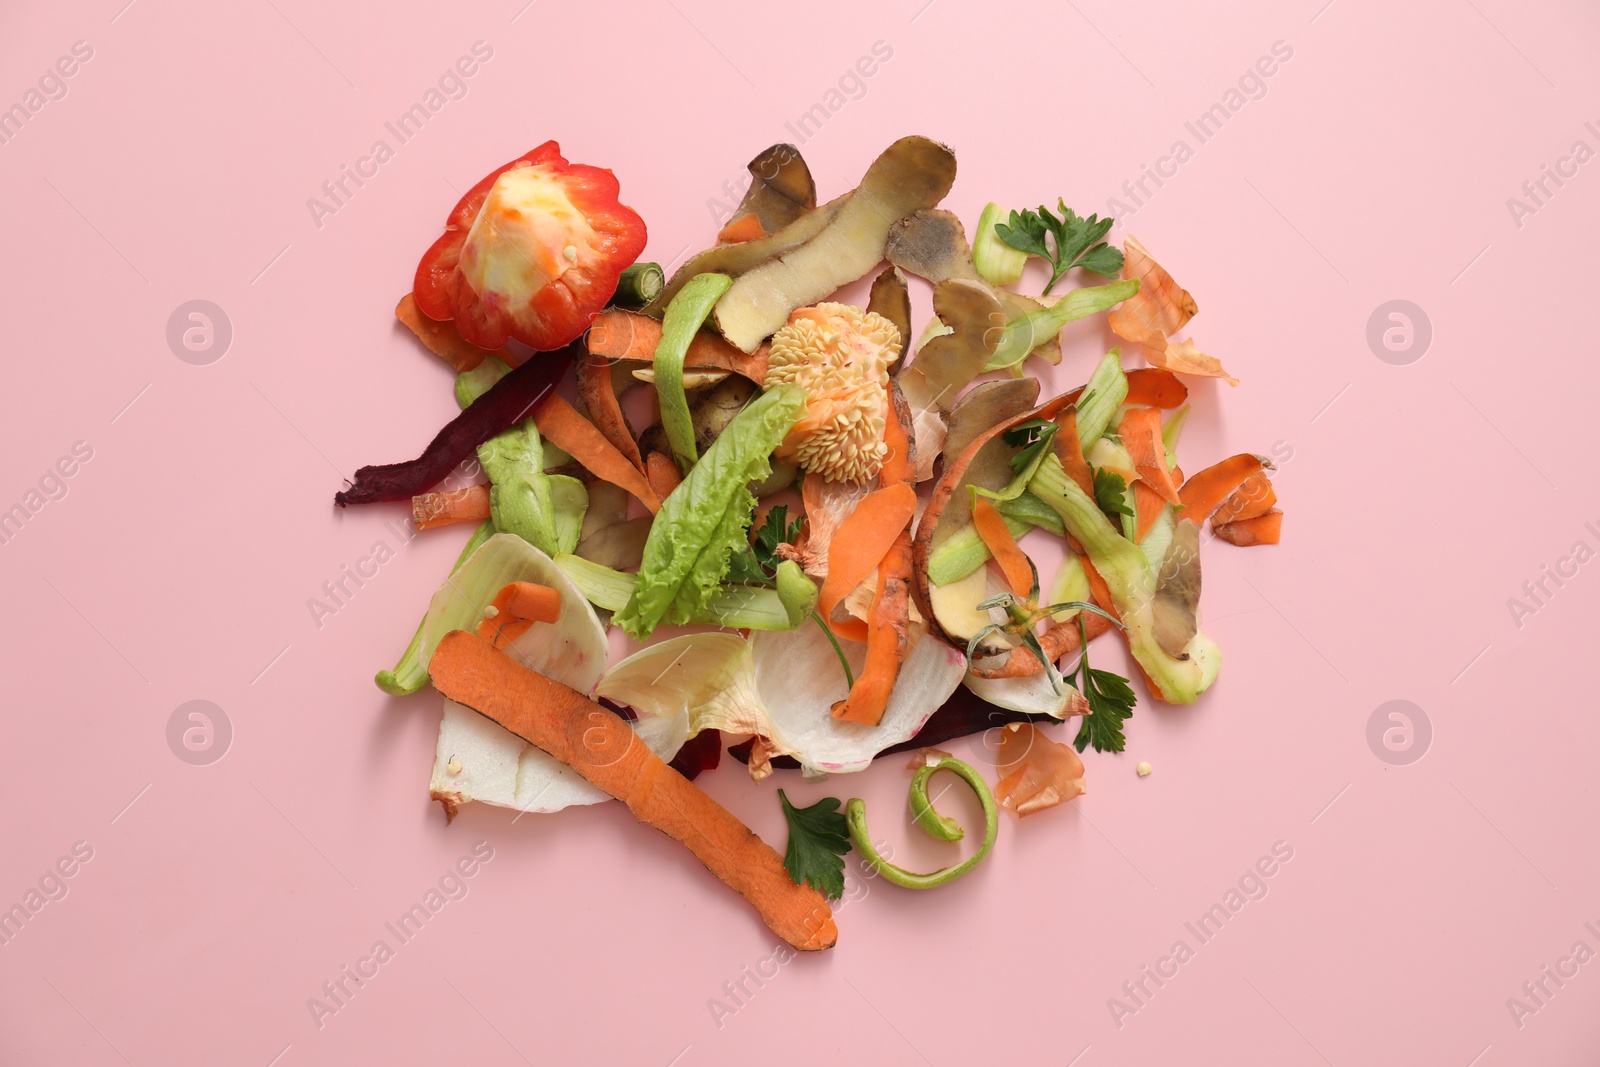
xmin=340 ymin=137 xmax=1282 ymax=951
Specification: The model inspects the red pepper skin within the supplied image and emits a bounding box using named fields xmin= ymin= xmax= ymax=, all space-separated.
xmin=334 ymin=342 xmax=577 ymax=507
xmin=413 ymin=142 xmax=647 ymax=352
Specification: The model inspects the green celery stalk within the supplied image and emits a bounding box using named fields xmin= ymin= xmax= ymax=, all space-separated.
xmin=1030 ymin=453 xmax=1219 ymax=704
xmin=986 ymin=280 xmax=1140 ymax=371
xmin=375 ymin=520 xmax=495 ymax=695
xmin=972 ymin=203 xmax=1027 ymax=285
xmin=454 ymin=356 xmax=511 ymax=408
xmin=1076 ymin=349 xmax=1129 ymax=449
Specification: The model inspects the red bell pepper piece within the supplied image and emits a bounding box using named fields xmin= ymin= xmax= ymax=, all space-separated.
xmin=413 ymin=142 xmax=647 ymax=352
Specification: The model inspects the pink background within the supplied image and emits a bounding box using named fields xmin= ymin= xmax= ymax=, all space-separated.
xmin=2 ymin=0 xmax=1597 ymax=1063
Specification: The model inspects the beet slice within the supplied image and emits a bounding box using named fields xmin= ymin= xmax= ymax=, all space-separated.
xmin=668 ymin=728 xmax=723 ymax=782
xmin=727 ymin=686 xmax=1056 ymax=772
xmin=334 ymin=342 xmax=579 ymax=507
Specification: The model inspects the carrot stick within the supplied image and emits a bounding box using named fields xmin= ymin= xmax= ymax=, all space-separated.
xmin=972 ymin=498 xmax=1034 ymax=599
xmin=428 ymin=630 xmax=838 ymax=951
xmin=1124 ymin=368 xmax=1188 ymax=409
xmin=395 ymin=293 xmax=502 ymax=372
xmin=475 ymin=581 xmax=563 ymax=649
xmin=716 ymin=213 xmax=768 ymax=243
xmin=1212 ymin=472 xmax=1276 ymax=525
xmin=1131 ymin=480 xmax=1166 ymax=542
xmin=412 ymin=484 xmax=492 ymax=529
xmin=533 ymin=394 xmax=662 ymax=513
xmin=818 ymin=482 xmax=918 ymax=642
xmin=1119 ymin=407 xmax=1182 ymax=506
xmin=586 ymin=309 xmax=770 ymax=382
xmin=645 ymin=450 xmax=683 ymax=500
xmin=832 ymin=531 xmax=913 ymax=725
xmin=1179 ymin=454 xmax=1268 ymax=523
xmin=576 ymin=355 xmax=644 ymax=474
xmin=1053 ymin=410 xmax=1095 ymax=497
xmin=1213 ymin=508 xmax=1282 ymax=546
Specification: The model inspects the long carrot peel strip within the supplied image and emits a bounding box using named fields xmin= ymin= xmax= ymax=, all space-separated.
xmin=412 ymin=485 xmax=491 ymax=529
xmin=427 ymin=630 xmax=838 ymax=951
xmin=576 ymin=355 xmax=644 ymax=474
xmin=1119 ymin=407 xmax=1182 ymax=506
xmin=1178 ymin=453 xmax=1270 ymax=523
xmin=818 ymin=482 xmax=918 ymax=642
xmin=396 ymin=293 xmax=502 ymax=372
xmin=1212 ymin=472 xmax=1276 ymax=525
xmin=645 ymin=450 xmax=683 ymax=500
xmin=1053 ymin=410 xmax=1095 ymax=497
xmin=832 ymin=531 xmax=913 ymax=726
xmin=586 ymin=308 xmax=771 ymax=382
xmin=1131 ymin=480 xmax=1167 ymax=542
xmin=1213 ymin=508 xmax=1282 ymax=546
xmin=533 ymin=394 xmax=662 ymax=513
xmin=475 ymin=581 xmax=563 ymax=649
xmin=972 ymin=498 xmax=1034 ymax=599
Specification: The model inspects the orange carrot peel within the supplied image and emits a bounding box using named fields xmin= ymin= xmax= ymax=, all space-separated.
xmin=1178 ymin=453 xmax=1271 ymax=524
xmin=475 ymin=581 xmax=562 ymax=649
xmin=428 ymin=630 xmax=837 ymax=951
xmin=831 ymin=531 xmax=913 ymax=726
xmin=533 ymin=394 xmax=662 ymax=513
xmin=575 ymin=355 xmax=645 ymax=474
xmin=972 ymin=498 xmax=1034 ymax=599
xmin=412 ymin=484 xmax=492 ymax=530
xmin=1213 ymin=508 xmax=1282 ymax=546
xmin=396 ymin=293 xmax=505 ymax=373
xmin=817 ymin=482 xmax=918 ymax=643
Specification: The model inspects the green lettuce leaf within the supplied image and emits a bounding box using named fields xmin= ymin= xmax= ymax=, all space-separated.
xmin=615 ymin=385 xmax=805 ymax=639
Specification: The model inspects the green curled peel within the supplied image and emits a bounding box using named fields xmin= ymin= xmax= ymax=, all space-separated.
xmin=845 ymin=757 xmax=999 ymax=889
xmin=656 ymin=272 xmax=734 ymax=472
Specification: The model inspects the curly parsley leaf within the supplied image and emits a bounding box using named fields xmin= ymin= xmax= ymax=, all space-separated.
xmin=726 ymin=505 xmax=804 ymax=587
xmin=778 ymin=789 xmax=852 ymax=900
xmin=995 ymin=201 xmax=1125 ymax=294
xmin=1093 ymin=468 xmax=1134 ymax=521
xmin=1003 ymin=418 xmax=1060 ymax=477
xmin=1071 ymin=617 xmax=1138 ymax=753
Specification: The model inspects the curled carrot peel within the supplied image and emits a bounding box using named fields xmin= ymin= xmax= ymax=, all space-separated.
xmin=1124 ymin=368 xmax=1188 ymax=409
xmin=395 ymin=293 xmax=503 ymax=372
xmin=428 ymin=630 xmax=837 ymax=951
xmin=475 ymin=581 xmax=562 ymax=649
xmin=576 ymin=355 xmax=644 ymax=474
xmin=413 ymin=484 xmax=492 ymax=529
xmin=586 ymin=308 xmax=771 ymax=382
xmin=533 ymin=394 xmax=662 ymax=513
xmin=972 ymin=497 xmax=1034 ymax=599
xmin=1213 ymin=508 xmax=1282 ymax=546
xmin=831 ymin=531 xmax=912 ymax=726
xmin=716 ymin=213 xmax=768 ymax=243
xmin=844 ymin=756 xmax=998 ymax=890
xmin=968 ymin=612 xmax=1114 ymax=679
xmin=818 ymin=482 xmax=918 ymax=642
xmin=1213 ymin=472 xmax=1276 ymax=525
xmin=1119 ymin=407 xmax=1182 ymax=506
xmin=1053 ymin=409 xmax=1095 ymax=498
xmin=1179 ymin=454 xmax=1269 ymax=523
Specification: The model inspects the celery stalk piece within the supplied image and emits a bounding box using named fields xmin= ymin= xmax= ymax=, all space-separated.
xmin=454 ymin=356 xmax=512 ymax=409
xmin=1076 ymin=349 xmax=1129 ymax=449
xmin=996 ymin=491 xmax=1065 ymax=537
xmin=375 ymin=520 xmax=495 ymax=695
xmin=986 ymin=280 xmax=1140 ymax=371
xmin=927 ymin=514 xmax=1032 ymax=587
xmin=555 ymin=555 xmax=815 ymax=631
xmin=656 ymin=273 xmax=734 ymax=471
xmin=972 ymin=203 xmax=1027 ymax=285
xmin=1030 ymin=453 xmax=1220 ymax=704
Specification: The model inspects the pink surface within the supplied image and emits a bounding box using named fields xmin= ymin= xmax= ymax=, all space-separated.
xmin=2 ymin=0 xmax=1597 ymax=1063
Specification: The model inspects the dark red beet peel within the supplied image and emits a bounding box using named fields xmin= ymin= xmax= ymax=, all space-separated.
xmin=334 ymin=342 xmax=579 ymax=507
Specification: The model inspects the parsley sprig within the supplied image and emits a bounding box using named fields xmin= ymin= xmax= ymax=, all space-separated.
xmin=994 ymin=202 xmax=1124 ymax=294
xmin=1071 ymin=615 xmax=1138 ymax=753
xmin=1002 ymin=418 xmax=1060 ymax=477
xmin=778 ymin=789 xmax=852 ymax=900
